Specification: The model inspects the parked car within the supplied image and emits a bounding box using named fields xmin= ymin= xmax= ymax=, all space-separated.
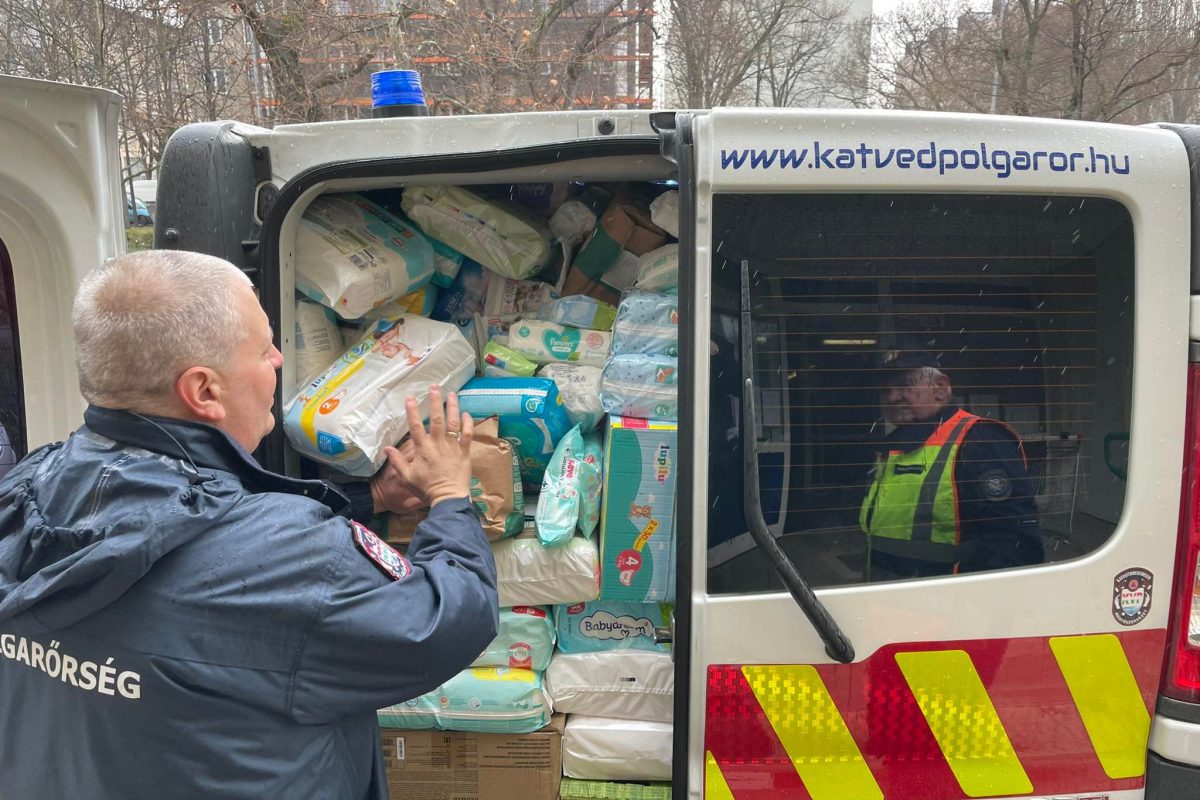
xmin=126 ymin=195 xmax=152 ymax=226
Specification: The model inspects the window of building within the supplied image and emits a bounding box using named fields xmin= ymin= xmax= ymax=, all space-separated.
xmin=210 ymin=68 xmax=229 ymax=95
xmin=706 ymin=194 xmax=1133 ymax=593
xmin=0 ymin=239 xmax=24 ymax=480
xmin=205 ymin=18 xmax=223 ymax=47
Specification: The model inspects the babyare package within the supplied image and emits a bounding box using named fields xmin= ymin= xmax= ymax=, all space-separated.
xmin=457 ymin=377 xmax=572 ymax=491
xmin=296 ymin=193 xmax=435 ymax=319
xmin=494 ymin=532 xmax=600 ymax=607
xmin=562 ymin=716 xmax=673 ymax=782
xmin=376 ymin=667 xmax=552 ymax=734
xmin=554 ymin=601 xmax=671 ymax=654
xmin=509 ymin=320 xmax=611 ymax=367
xmin=283 ymin=313 xmax=475 ymax=476
xmin=610 ymin=291 xmax=679 ymax=357
xmin=471 ymin=606 xmax=556 ymax=671
xmin=600 ymin=355 xmax=678 ymax=422
xmin=599 ymin=417 xmax=677 ymax=602
xmin=401 ymin=184 xmax=552 ymax=280
xmin=544 ymin=650 xmax=674 ymax=723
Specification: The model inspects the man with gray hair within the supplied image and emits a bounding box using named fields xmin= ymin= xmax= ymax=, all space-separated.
xmin=0 ymin=250 xmax=498 ymax=799
xmin=859 ymin=350 xmax=1043 ymax=580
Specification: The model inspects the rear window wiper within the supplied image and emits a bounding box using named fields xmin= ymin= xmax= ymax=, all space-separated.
xmin=740 ymin=261 xmax=856 ymax=664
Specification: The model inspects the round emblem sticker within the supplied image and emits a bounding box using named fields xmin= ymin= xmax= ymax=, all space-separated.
xmin=1113 ymin=567 xmax=1153 ymax=626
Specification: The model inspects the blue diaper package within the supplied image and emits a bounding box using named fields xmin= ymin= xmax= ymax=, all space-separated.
xmin=541 ymin=295 xmax=617 ymax=331
xmin=472 ymin=606 xmax=557 ymax=671
xmin=610 ymin=291 xmax=679 ymax=358
xmin=431 ymin=258 xmax=490 ymax=321
xmin=376 ymin=667 xmax=552 ymax=734
xmin=554 ymin=601 xmax=672 ymax=654
xmin=458 ymin=377 xmax=572 ymax=491
xmin=600 ymin=354 xmax=678 ymax=421
xmin=579 ymin=431 xmax=604 ymax=537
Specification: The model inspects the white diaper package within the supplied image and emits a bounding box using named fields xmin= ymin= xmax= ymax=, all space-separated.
xmin=376 ymin=667 xmax=552 ymax=734
xmin=635 ymin=244 xmax=679 ymax=293
xmin=471 ymin=606 xmax=557 ymax=671
xmin=484 ymin=277 xmax=559 ymax=317
xmin=296 ymin=193 xmax=435 ymax=319
xmin=649 ymin=190 xmax=679 ymax=238
xmin=494 ymin=532 xmax=600 ymax=607
xmin=611 ymin=291 xmax=679 ymax=357
xmin=294 ymin=298 xmax=345 ymax=389
xmin=537 ymin=363 xmax=604 ymax=432
xmin=562 ymin=716 xmax=673 ymax=781
xmin=600 ymin=354 xmax=678 ymax=421
xmin=283 ymin=313 xmax=475 ymax=476
xmin=544 ymin=650 xmax=674 ymax=722
xmin=509 ymin=320 xmax=611 ymax=366
xmin=402 ymin=184 xmax=552 ymax=279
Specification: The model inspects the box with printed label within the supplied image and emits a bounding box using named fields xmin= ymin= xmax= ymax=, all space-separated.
xmin=380 ymin=714 xmax=564 ymax=800
xmin=599 ymin=416 xmax=677 ymax=602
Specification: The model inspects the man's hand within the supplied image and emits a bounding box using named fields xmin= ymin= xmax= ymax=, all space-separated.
xmin=369 ymin=460 xmax=426 ymax=515
xmin=382 ymin=385 xmax=473 ymax=508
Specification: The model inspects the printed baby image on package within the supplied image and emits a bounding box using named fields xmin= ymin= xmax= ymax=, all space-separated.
xmin=283 ymin=313 xmax=475 ymax=476
xmin=296 ymin=193 xmax=434 ymax=319
xmin=599 ymin=417 xmax=677 ymax=602
xmin=509 ymin=320 xmax=611 ymax=367
xmin=484 ymin=277 xmax=558 ymax=317
xmin=554 ymin=601 xmax=671 ymax=654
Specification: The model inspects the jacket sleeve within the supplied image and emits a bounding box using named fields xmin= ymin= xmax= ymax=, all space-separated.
xmin=955 ymin=423 xmax=1044 ymax=571
xmin=287 ymin=498 xmax=499 ymax=724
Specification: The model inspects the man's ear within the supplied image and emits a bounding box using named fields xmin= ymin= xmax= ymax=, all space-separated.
xmin=175 ymin=366 xmax=226 ymax=422
xmin=934 ymin=375 xmax=952 ymax=402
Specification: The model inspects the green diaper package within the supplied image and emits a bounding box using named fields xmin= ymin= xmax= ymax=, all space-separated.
xmin=471 ymin=605 xmax=557 ymax=671
xmin=376 ymin=667 xmax=552 ymax=734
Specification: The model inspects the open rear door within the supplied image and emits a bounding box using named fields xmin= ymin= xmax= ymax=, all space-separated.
xmin=0 ymin=75 xmax=123 ymax=451
xmin=681 ymin=108 xmax=1191 ymax=800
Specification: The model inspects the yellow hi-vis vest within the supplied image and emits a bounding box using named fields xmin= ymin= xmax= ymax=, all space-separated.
xmin=859 ymin=408 xmax=982 ymax=564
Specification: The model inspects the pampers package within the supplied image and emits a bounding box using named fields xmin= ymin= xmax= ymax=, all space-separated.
xmin=458 ymin=377 xmax=572 ymax=491
xmin=296 ymin=193 xmax=434 ymax=319
xmin=554 ymin=601 xmax=671 ymax=654
xmin=402 ymin=184 xmax=552 ymax=280
xmin=472 ymin=606 xmax=557 ymax=671
xmin=509 ymin=320 xmax=611 ymax=367
xmin=600 ymin=354 xmax=678 ymax=421
xmin=610 ymin=291 xmax=679 ymax=357
xmin=283 ymin=313 xmax=475 ymax=476
xmin=599 ymin=417 xmax=677 ymax=602
xmin=376 ymin=667 xmax=552 ymax=734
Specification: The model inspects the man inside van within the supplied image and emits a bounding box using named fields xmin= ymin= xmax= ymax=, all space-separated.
xmin=0 ymin=251 xmax=498 ymax=800
xmin=859 ymin=351 xmax=1043 ymax=580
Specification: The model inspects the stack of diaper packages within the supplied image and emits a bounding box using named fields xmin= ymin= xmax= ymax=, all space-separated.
xmin=545 ymin=600 xmax=675 ymax=782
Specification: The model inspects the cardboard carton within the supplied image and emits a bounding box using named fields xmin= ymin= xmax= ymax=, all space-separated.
xmin=379 ymin=714 xmax=564 ymax=800
xmin=599 ymin=416 xmax=678 ymax=602
xmin=565 ymin=200 xmax=669 ymax=304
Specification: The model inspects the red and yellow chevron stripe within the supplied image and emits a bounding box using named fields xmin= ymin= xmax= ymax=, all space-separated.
xmin=705 ymin=629 xmax=1164 ymax=799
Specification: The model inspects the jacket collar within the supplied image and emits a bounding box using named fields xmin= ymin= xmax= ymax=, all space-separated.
xmin=83 ymin=406 xmax=349 ymax=514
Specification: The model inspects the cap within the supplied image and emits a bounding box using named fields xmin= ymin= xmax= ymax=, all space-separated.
xmin=877 ymin=350 xmax=944 ymax=383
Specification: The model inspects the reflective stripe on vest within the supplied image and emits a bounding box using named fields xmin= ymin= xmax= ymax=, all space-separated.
xmin=859 ymin=409 xmax=980 ymax=563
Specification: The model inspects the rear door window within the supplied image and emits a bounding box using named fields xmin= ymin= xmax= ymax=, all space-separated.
xmin=0 ymin=239 xmax=23 ymax=479
xmin=707 ymin=194 xmax=1133 ymax=592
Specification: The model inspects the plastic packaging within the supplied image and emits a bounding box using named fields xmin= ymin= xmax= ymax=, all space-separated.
xmin=471 ymin=606 xmax=556 ymax=671
xmin=578 ymin=431 xmax=604 ymax=537
xmin=427 ymin=236 xmax=465 ymax=288
xmin=484 ymin=277 xmax=559 ymax=317
xmin=554 ymin=601 xmax=671 ymax=654
xmin=402 ymin=184 xmax=552 ymax=279
xmin=544 ymin=650 xmax=674 ymax=723
xmin=457 ymin=377 xmax=572 ymax=491
xmin=431 ymin=258 xmax=490 ymax=322
xmin=537 ymin=426 xmax=585 ymax=547
xmin=482 ymin=340 xmax=537 ymax=378
xmin=600 ymin=354 xmax=678 ymax=421
xmin=649 ymin=190 xmax=679 ymax=238
xmin=537 ymin=363 xmax=604 ymax=433
xmin=610 ymin=291 xmax=679 ymax=357
xmin=562 ymin=716 xmax=673 ymax=781
xmin=294 ymin=298 xmax=344 ymax=389
xmin=283 ymin=313 xmax=475 ymax=476
xmin=634 ymin=244 xmax=679 ymax=293
xmin=540 ymin=295 xmax=617 ymax=330
xmin=370 ymin=69 xmax=430 ymax=117
xmin=376 ymin=667 xmax=552 ymax=734
xmin=509 ymin=320 xmax=611 ymax=366
xmin=296 ymin=193 xmax=434 ymax=319
xmin=493 ymin=533 xmax=600 ymax=607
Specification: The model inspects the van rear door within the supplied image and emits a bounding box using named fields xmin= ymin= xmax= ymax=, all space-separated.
xmin=0 ymin=75 xmax=123 ymax=454
xmin=681 ymin=109 xmax=1190 ymax=800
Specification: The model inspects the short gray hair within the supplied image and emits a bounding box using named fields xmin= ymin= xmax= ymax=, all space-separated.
xmin=73 ymin=250 xmax=254 ymax=411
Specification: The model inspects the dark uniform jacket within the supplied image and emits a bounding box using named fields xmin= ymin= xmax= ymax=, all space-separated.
xmin=0 ymin=406 xmax=499 ymax=799
xmin=869 ymin=406 xmax=1044 ymax=578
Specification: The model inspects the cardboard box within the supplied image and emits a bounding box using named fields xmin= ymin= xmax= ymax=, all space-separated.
xmin=565 ymin=200 xmax=669 ymax=304
xmin=380 ymin=714 xmax=564 ymax=800
xmin=599 ymin=417 xmax=678 ymax=602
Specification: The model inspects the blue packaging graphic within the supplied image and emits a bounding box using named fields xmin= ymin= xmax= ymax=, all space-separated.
xmin=554 ymin=600 xmax=672 ymax=654
xmin=458 ymin=377 xmax=572 ymax=491
xmin=610 ymin=291 xmax=678 ymax=357
xmin=600 ymin=354 xmax=678 ymax=421
xmin=376 ymin=667 xmax=551 ymax=734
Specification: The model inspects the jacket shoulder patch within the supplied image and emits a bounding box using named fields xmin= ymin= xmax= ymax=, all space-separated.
xmin=351 ymin=521 xmax=411 ymax=581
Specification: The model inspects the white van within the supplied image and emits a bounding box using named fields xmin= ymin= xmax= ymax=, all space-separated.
xmin=4 ymin=71 xmax=1200 ymax=800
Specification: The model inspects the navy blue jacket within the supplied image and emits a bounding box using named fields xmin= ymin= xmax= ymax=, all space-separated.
xmin=0 ymin=407 xmax=498 ymax=799
xmin=869 ymin=406 xmax=1044 ymax=578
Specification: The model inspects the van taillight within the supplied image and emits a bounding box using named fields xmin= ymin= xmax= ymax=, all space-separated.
xmin=1162 ymin=363 xmax=1200 ymax=703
